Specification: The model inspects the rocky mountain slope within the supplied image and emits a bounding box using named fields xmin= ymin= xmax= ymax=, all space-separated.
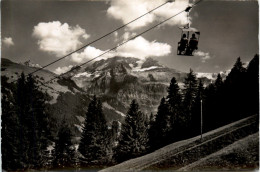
xmin=71 ymin=56 xmax=226 ymax=115
xmin=71 ymin=57 xmax=179 ymax=115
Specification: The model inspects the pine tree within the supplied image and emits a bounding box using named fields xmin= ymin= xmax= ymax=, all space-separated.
xmin=166 ymin=77 xmax=183 ymax=141
xmin=214 ymin=74 xmax=226 ymax=126
xmin=191 ymin=80 xmax=204 ymax=136
xmin=52 ymin=124 xmax=76 ymax=168
xmin=114 ymin=100 xmax=148 ymax=163
xmin=182 ymin=69 xmax=198 ymax=135
xmin=225 ymin=57 xmax=246 ymax=84
xmin=183 ymin=69 xmax=198 ymax=109
xmin=79 ymin=96 xmax=108 ymax=166
xmin=149 ymin=97 xmax=171 ymax=150
xmin=215 ymin=73 xmax=223 ymax=90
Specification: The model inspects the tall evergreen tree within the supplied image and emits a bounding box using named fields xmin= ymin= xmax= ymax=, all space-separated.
xmin=214 ymin=74 xmax=226 ymax=126
xmin=52 ymin=124 xmax=76 ymax=168
xmin=166 ymin=77 xmax=183 ymax=141
xmin=215 ymin=73 xmax=224 ymax=89
xmin=149 ymin=97 xmax=171 ymax=150
xmin=79 ymin=96 xmax=109 ymax=166
xmin=225 ymin=57 xmax=246 ymax=84
xmin=191 ymin=80 xmax=204 ymax=136
xmin=167 ymin=77 xmax=182 ymax=112
xmin=182 ymin=69 xmax=198 ymax=135
xmin=114 ymin=100 xmax=148 ymax=163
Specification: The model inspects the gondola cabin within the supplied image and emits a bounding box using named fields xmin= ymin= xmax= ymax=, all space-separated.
xmin=177 ymin=26 xmax=200 ymax=56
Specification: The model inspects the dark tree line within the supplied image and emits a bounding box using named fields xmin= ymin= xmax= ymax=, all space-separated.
xmin=2 ymin=55 xmax=258 ymax=170
xmin=203 ymin=55 xmax=259 ymax=131
xmin=2 ymin=73 xmax=51 ymax=170
xmin=148 ymin=55 xmax=259 ymax=151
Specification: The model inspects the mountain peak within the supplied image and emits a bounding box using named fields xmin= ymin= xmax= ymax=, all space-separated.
xmin=141 ymin=57 xmax=162 ymax=69
xmin=85 ymin=56 xmax=140 ymax=72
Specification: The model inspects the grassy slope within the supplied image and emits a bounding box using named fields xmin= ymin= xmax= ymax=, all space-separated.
xmin=99 ymin=115 xmax=258 ymax=172
xmin=178 ymin=132 xmax=259 ymax=171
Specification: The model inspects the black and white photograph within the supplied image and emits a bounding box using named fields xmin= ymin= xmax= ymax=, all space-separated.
xmin=1 ymin=0 xmax=259 ymax=171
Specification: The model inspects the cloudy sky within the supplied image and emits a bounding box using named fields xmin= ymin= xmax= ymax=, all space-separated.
xmin=2 ymin=0 xmax=258 ymax=74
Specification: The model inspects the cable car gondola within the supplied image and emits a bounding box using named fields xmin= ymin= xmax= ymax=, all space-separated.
xmin=177 ymin=6 xmax=200 ymax=56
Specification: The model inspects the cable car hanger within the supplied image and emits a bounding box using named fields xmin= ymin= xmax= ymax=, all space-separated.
xmin=177 ymin=6 xmax=200 ymax=56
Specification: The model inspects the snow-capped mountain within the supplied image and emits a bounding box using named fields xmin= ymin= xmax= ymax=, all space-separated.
xmin=70 ymin=56 xmax=229 ymax=115
xmin=195 ymin=70 xmax=230 ymax=85
xmin=70 ymin=57 xmax=188 ymax=115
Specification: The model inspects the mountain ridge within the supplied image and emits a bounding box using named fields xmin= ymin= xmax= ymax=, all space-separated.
xmin=2 ymin=57 xmax=229 ymax=116
xmin=1 ymin=57 xmax=229 ymax=136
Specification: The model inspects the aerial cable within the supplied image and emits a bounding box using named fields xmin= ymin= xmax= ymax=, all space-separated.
xmin=41 ymin=0 xmax=203 ymax=86
xmin=13 ymin=0 xmax=172 ymax=83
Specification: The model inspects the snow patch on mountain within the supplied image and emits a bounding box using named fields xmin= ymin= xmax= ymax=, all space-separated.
xmin=196 ymin=70 xmax=230 ymax=81
xmin=103 ymin=102 xmax=126 ymax=117
xmin=74 ymin=72 xmax=92 ymax=78
xmin=130 ymin=59 xmax=145 ymax=70
xmin=132 ymin=66 xmax=160 ymax=72
xmin=196 ymin=73 xmax=215 ymax=80
xmin=220 ymin=70 xmax=231 ymax=76
xmin=93 ymin=72 xmax=101 ymax=79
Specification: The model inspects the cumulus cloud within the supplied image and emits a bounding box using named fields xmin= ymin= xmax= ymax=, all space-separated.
xmin=33 ymin=21 xmax=90 ymax=56
xmin=107 ymin=0 xmax=190 ymax=30
xmin=70 ymin=36 xmax=171 ymax=63
xmin=71 ymin=46 xmax=113 ymax=63
xmin=3 ymin=37 xmax=14 ymax=47
xmin=115 ymin=36 xmax=171 ymax=59
xmin=194 ymin=51 xmax=211 ymax=63
xmin=54 ymin=65 xmax=73 ymax=75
